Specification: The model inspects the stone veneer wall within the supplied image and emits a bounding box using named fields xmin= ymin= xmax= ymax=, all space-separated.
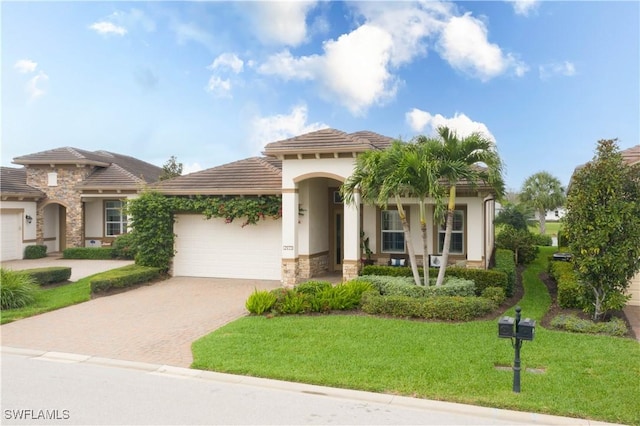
xmin=298 ymin=252 xmax=329 ymax=279
xmin=342 ymin=260 xmax=359 ymax=282
xmin=27 ymin=165 xmax=94 ymax=249
xmin=281 ymin=258 xmax=299 ymax=287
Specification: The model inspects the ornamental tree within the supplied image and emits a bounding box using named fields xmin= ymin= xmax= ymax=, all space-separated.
xmin=563 ymin=139 xmax=640 ymax=321
xmin=519 ymin=171 xmax=565 ymax=234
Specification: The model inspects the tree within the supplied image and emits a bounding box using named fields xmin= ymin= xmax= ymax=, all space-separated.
xmin=519 ymin=171 xmax=565 ymax=234
xmin=494 ymin=202 xmax=535 ymax=231
xmin=431 ymin=126 xmax=505 ymax=287
xmin=495 ymin=225 xmax=538 ymax=265
xmin=342 ymin=142 xmax=427 ymax=286
xmin=563 ymin=139 xmax=640 ymax=321
xmin=159 ymin=155 xmax=183 ymax=181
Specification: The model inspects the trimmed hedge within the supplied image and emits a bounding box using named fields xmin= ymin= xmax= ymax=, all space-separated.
xmin=24 ymin=267 xmax=72 ymax=285
xmin=63 ymin=247 xmax=114 ymax=260
xmin=90 ymin=265 xmax=162 ymax=293
xmin=24 ymin=245 xmax=47 ymax=259
xmin=493 ymin=249 xmax=516 ymax=296
xmin=532 ymin=234 xmax=553 ymax=246
xmin=355 ymin=275 xmax=475 ymax=298
xmin=360 ymin=292 xmax=497 ymax=321
xmin=548 ymin=261 xmax=584 ymax=308
xmin=361 ymin=265 xmax=508 ymax=296
xmin=550 ymin=314 xmax=628 ymax=337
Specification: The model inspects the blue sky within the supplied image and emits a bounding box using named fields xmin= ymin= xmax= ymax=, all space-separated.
xmin=2 ymin=1 xmax=638 ymax=191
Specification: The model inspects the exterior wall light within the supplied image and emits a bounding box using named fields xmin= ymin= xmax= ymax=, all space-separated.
xmin=25 ymin=214 xmax=33 ymax=224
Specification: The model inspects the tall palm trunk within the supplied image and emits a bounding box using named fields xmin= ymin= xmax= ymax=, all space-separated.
xmin=419 ymin=201 xmax=429 ymax=286
xmin=396 ymin=195 xmax=421 ymax=286
xmin=436 ymin=185 xmax=456 ymax=286
xmin=538 ymin=207 xmax=547 ymax=234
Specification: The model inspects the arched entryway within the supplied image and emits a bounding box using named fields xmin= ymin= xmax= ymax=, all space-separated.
xmin=41 ymin=202 xmax=67 ymax=252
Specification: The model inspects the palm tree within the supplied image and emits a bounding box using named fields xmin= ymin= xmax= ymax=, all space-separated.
xmin=519 ymin=171 xmax=565 ymax=235
xmin=342 ymin=142 xmax=423 ymax=286
xmin=431 ymin=126 xmax=505 ymax=287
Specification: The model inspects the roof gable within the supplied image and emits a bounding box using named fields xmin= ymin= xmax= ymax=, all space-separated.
xmin=0 ymin=167 xmax=45 ymax=199
xmin=263 ymin=128 xmax=393 ymax=157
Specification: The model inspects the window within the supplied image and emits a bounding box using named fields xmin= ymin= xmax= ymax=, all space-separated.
xmin=105 ymin=200 xmax=127 ymax=236
xmin=47 ymin=172 xmax=58 ymax=186
xmin=438 ymin=210 xmax=464 ymax=254
xmin=381 ymin=210 xmax=404 ymax=253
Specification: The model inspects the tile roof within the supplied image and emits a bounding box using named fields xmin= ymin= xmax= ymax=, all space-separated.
xmin=12 ymin=147 xmax=162 ymax=190
xmin=154 ymin=157 xmax=282 ymax=195
xmin=622 ymin=144 xmax=640 ymax=165
xmin=263 ymin=128 xmax=394 ymax=155
xmin=0 ymin=167 xmax=45 ymax=199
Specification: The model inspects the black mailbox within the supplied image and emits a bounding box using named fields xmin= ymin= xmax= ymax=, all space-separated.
xmin=498 ymin=316 xmax=515 ymax=338
xmin=517 ymin=318 xmax=536 ymax=341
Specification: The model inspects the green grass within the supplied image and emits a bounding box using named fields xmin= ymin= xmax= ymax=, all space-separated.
xmin=192 ymin=246 xmax=640 ymax=425
xmin=529 ymin=221 xmax=562 ymax=236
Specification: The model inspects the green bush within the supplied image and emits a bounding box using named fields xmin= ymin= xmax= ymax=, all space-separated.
xmin=246 ymin=289 xmax=277 ymax=314
xmin=24 ymin=267 xmax=71 ymax=285
xmin=0 ymin=269 xmax=39 ymax=309
xmin=481 ymin=286 xmax=506 ymax=305
xmin=557 ymin=230 xmax=568 ymax=248
xmin=63 ymin=247 xmax=114 ymax=260
xmin=90 ymin=265 xmax=161 ymax=293
xmin=549 ymin=261 xmax=584 ymax=309
xmin=493 ymin=249 xmax=516 ymax=296
xmin=550 ymin=314 xmax=628 ymax=337
xmin=294 ymin=280 xmax=333 ymax=296
xmin=496 ymin=226 xmax=538 ymax=265
xmin=24 ymin=245 xmax=47 ymax=259
xmin=276 ymin=288 xmax=310 ymax=314
xmin=532 ymin=233 xmax=553 ymax=246
xmin=111 ymin=233 xmax=137 ymax=260
xmin=361 ymin=292 xmax=496 ymax=321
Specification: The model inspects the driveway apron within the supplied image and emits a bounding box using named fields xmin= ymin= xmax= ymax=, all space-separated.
xmin=0 ymin=277 xmax=281 ymax=367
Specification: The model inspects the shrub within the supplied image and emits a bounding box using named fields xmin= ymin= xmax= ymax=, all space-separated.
xmin=295 ymin=280 xmax=333 ymax=296
xmin=24 ymin=267 xmax=71 ymax=285
xmin=246 ymin=289 xmax=277 ymax=315
xmin=550 ymin=314 xmax=628 ymax=337
xmin=532 ymin=233 xmax=553 ymax=246
xmin=361 ymin=265 xmax=415 ymax=277
xmin=549 ymin=261 xmax=584 ymax=309
xmin=493 ymin=249 xmax=516 ymax=296
xmin=557 ymin=230 xmax=568 ymax=248
xmin=481 ymin=286 xmax=506 ymax=305
xmin=24 ymin=245 xmax=47 ymax=259
xmin=276 ymin=289 xmax=310 ymax=314
xmin=496 ymin=226 xmax=538 ymax=265
xmin=63 ymin=247 xmax=114 ymax=260
xmin=111 ymin=233 xmax=137 ymax=260
xmin=361 ymin=292 xmax=496 ymax=321
xmin=0 ymin=269 xmax=38 ymax=309
xmin=90 ymin=265 xmax=161 ymax=293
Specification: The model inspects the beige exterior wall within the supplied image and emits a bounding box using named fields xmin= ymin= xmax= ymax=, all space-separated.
xmin=628 ymin=272 xmax=640 ymax=307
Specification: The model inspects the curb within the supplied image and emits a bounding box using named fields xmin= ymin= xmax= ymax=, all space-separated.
xmin=1 ymin=346 xmax=622 ymax=426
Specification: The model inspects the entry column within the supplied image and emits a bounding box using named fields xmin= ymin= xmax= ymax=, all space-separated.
xmin=281 ymin=187 xmax=299 ymax=286
xmin=342 ymin=191 xmax=360 ymax=281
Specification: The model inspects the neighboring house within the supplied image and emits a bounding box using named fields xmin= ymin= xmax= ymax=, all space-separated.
xmin=0 ymin=148 xmax=162 ymax=261
xmin=569 ymin=144 xmax=640 ymax=306
xmin=154 ymin=128 xmax=499 ymax=285
xmin=534 ymin=208 xmax=566 ymax=222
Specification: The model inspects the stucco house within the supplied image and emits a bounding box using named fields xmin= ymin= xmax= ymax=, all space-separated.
xmin=153 ymin=128 xmax=499 ymax=285
xmin=568 ymin=144 xmax=640 ymax=306
xmin=0 ymin=148 xmax=162 ymax=261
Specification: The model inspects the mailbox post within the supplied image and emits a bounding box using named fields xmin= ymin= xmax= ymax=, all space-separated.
xmin=497 ymin=306 xmax=535 ymax=393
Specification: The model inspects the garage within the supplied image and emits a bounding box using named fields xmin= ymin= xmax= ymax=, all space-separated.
xmin=1 ymin=211 xmax=22 ymax=261
xmin=172 ymin=214 xmax=282 ymax=280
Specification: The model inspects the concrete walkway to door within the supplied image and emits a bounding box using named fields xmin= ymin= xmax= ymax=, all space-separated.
xmin=0 ymin=277 xmax=281 ymax=367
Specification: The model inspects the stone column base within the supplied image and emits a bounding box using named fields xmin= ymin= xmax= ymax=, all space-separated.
xmin=282 ymin=258 xmax=299 ymax=287
xmin=342 ymin=260 xmax=359 ymax=282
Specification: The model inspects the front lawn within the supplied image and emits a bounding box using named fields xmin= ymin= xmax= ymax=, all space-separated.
xmin=192 ymin=248 xmax=640 ymax=425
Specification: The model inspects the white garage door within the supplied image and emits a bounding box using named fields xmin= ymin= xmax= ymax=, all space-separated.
xmin=1 ymin=211 xmax=21 ymax=261
xmin=173 ymin=214 xmax=282 ymax=280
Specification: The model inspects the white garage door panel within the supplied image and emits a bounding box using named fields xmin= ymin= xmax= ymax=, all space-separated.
xmin=1 ymin=212 xmax=21 ymax=261
xmin=173 ymin=215 xmax=282 ymax=280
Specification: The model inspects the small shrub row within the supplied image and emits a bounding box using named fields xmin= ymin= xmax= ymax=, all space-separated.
xmin=548 ymin=261 xmax=584 ymax=309
xmin=493 ymin=249 xmax=516 ymax=296
xmin=0 ymin=268 xmax=39 ymax=309
xmin=360 ymin=292 xmax=497 ymax=321
xmin=481 ymin=286 xmax=506 ymax=305
xmin=550 ymin=314 xmax=628 ymax=337
xmin=90 ymin=265 xmax=162 ymax=294
xmin=63 ymin=247 xmax=114 ymax=260
xmin=356 ymin=275 xmax=475 ymax=298
xmin=361 ymin=265 xmax=508 ymax=296
xmin=531 ymin=234 xmax=553 ymax=246
xmin=24 ymin=267 xmax=71 ymax=285
xmin=24 ymin=245 xmax=47 ymax=259
xmin=245 ymin=280 xmax=374 ymax=315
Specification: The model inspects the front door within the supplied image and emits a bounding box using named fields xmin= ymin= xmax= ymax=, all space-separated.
xmin=332 ymin=209 xmax=343 ymax=271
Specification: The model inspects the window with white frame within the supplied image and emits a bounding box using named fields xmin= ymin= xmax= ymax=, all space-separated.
xmin=381 ymin=210 xmax=404 ymax=253
xmin=105 ymin=200 xmax=127 ymax=236
xmin=438 ymin=210 xmax=464 ymax=254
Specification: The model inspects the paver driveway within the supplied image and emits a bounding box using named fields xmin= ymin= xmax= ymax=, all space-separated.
xmin=0 ymin=277 xmax=281 ymax=367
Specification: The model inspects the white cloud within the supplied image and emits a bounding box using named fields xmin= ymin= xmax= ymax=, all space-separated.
xmin=14 ymin=59 xmax=38 ymax=74
xmin=182 ymin=162 xmax=202 ymax=175
xmin=507 ymin=0 xmax=540 ymax=17
xmin=257 ymin=50 xmax=318 ymax=80
xmin=208 ymin=53 xmax=244 ymax=74
xmin=437 ymin=13 xmax=527 ymax=81
xmin=405 ymin=109 xmax=496 ymax=142
xmin=539 ymin=61 xmax=576 ymax=80
xmin=26 ymin=71 xmax=50 ymax=100
xmin=250 ymin=104 xmax=328 ymax=153
xmin=205 ymin=76 xmax=232 ymax=98
xmin=248 ymin=1 xmax=317 ymax=47
xmin=89 ymin=21 xmax=127 ymax=36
